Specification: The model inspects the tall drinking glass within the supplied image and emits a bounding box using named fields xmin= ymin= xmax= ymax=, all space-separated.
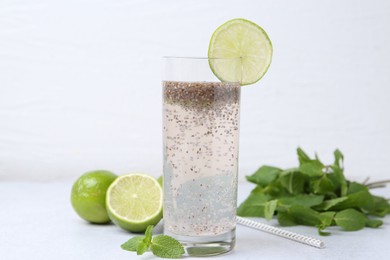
xmin=162 ymin=57 xmax=241 ymax=256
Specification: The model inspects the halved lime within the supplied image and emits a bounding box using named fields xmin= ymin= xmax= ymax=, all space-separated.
xmin=106 ymin=173 xmax=163 ymax=233
xmin=208 ymin=18 xmax=273 ymax=85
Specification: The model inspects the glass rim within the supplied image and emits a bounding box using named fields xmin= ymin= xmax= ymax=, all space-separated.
xmin=163 ymin=56 xmax=242 ymax=61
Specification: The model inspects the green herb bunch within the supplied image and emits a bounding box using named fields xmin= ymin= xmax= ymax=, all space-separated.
xmin=238 ymin=148 xmax=390 ymax=235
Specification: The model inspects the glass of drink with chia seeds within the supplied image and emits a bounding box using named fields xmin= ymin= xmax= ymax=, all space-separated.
xmin=162 ymin=18 xmax=272 ymax=256
xmin=162 ymin=56 xmax=242 ymax=256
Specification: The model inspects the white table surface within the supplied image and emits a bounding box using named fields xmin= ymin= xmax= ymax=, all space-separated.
xmin=0 ymin=181 xmax=389 ymax=260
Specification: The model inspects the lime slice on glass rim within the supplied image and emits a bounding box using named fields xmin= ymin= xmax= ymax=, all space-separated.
xmin=208 ymin=18 xmax=273 ymax=85
xmin=106 ymin=173 xmax=163 ymax=233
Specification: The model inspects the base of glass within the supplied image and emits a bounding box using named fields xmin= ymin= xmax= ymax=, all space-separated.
xmin=164 ymin=229 xmax=236 ymax=257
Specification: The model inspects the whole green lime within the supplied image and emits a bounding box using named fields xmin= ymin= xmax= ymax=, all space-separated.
xmin=71 ymin=170 xmax=117 ymax=224
xmin=157 ymin=175 xmax=163 ymax=187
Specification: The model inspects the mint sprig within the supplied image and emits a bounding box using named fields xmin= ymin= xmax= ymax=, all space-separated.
xmin=150 ymin=235 xmax=185 ymax=258
xmin=121 ymin=225 xmax=185 ymax=258
xmin=238 ymin=148 xmax=390 ymax=235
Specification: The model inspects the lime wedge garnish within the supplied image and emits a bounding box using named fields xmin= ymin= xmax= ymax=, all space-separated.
xmin=106 ymin=173 xmax=163 ymax=232
xmin=208 ymin=18 xmax=273 ymax=85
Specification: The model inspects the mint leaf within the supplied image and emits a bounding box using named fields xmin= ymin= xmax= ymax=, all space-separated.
xmin=279 ymin=194 xmax=324 ymax=208
xmin=299 ymin=160 xmax=324 ymax=177
xmin=328 ymin=190 xmax=372 ymax=211
xmin=264 ymin=181 xmax=290 ymax=197
xmin=347 ymin=182 xmax=367 ymax=194
xmin=314 ymin=197 xmax=348 ymax=211
xmin=334 ymin=209 xmax=366 ymax=231
xmin=237 ymin=187 xmax=270 ymax=217
xmin=314 ymin=191 xmax=372 ymax=211
xmin=264 ymin=199 xmax=278 ymax=220
xmin=318 ymin=228 xmax=331 ymax=236
xmin=319 ymin=211 xmax=335 ymax=228
xmin=311 ymin=175 xmax=335 ymax=195
xmin=151 ymin=235 xmax=185 ymax=259
xmin=137 ymin=242 xmax=148 ymax=255
xmin=333 ymin=149 xmax=344 ymax=169
xmin=297 ymin=147 xmax=311 ymax=165
xmin=279 ymin=169 xmax=305 ymax=194
xmin=132 ymin=225 xmax=154 ymax=255
xmin=121 ymin=236 xmax=144 ymax=252
xmin=365 ymin=218 xmax=383 ymax=228
xmin=288 ymin=205 xmax=322 ymax=226
xmin=329 ymin=164 xmax=348 ymax=196
xmin=277 ymin=211 xmax=296 ymax=226
xmin=144 ymin=225 xmax=154 ymax=246
xmin=317 ymin=211 xmax=336 ymax=235
xmin=363 ymin=195 xmax=390 ymax=217
xmin=246 ymin=166 xmax=281 ymax=187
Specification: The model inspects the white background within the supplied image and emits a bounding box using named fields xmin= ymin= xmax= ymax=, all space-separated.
xmin=1 ymin=0 xmax=389 ymax=182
